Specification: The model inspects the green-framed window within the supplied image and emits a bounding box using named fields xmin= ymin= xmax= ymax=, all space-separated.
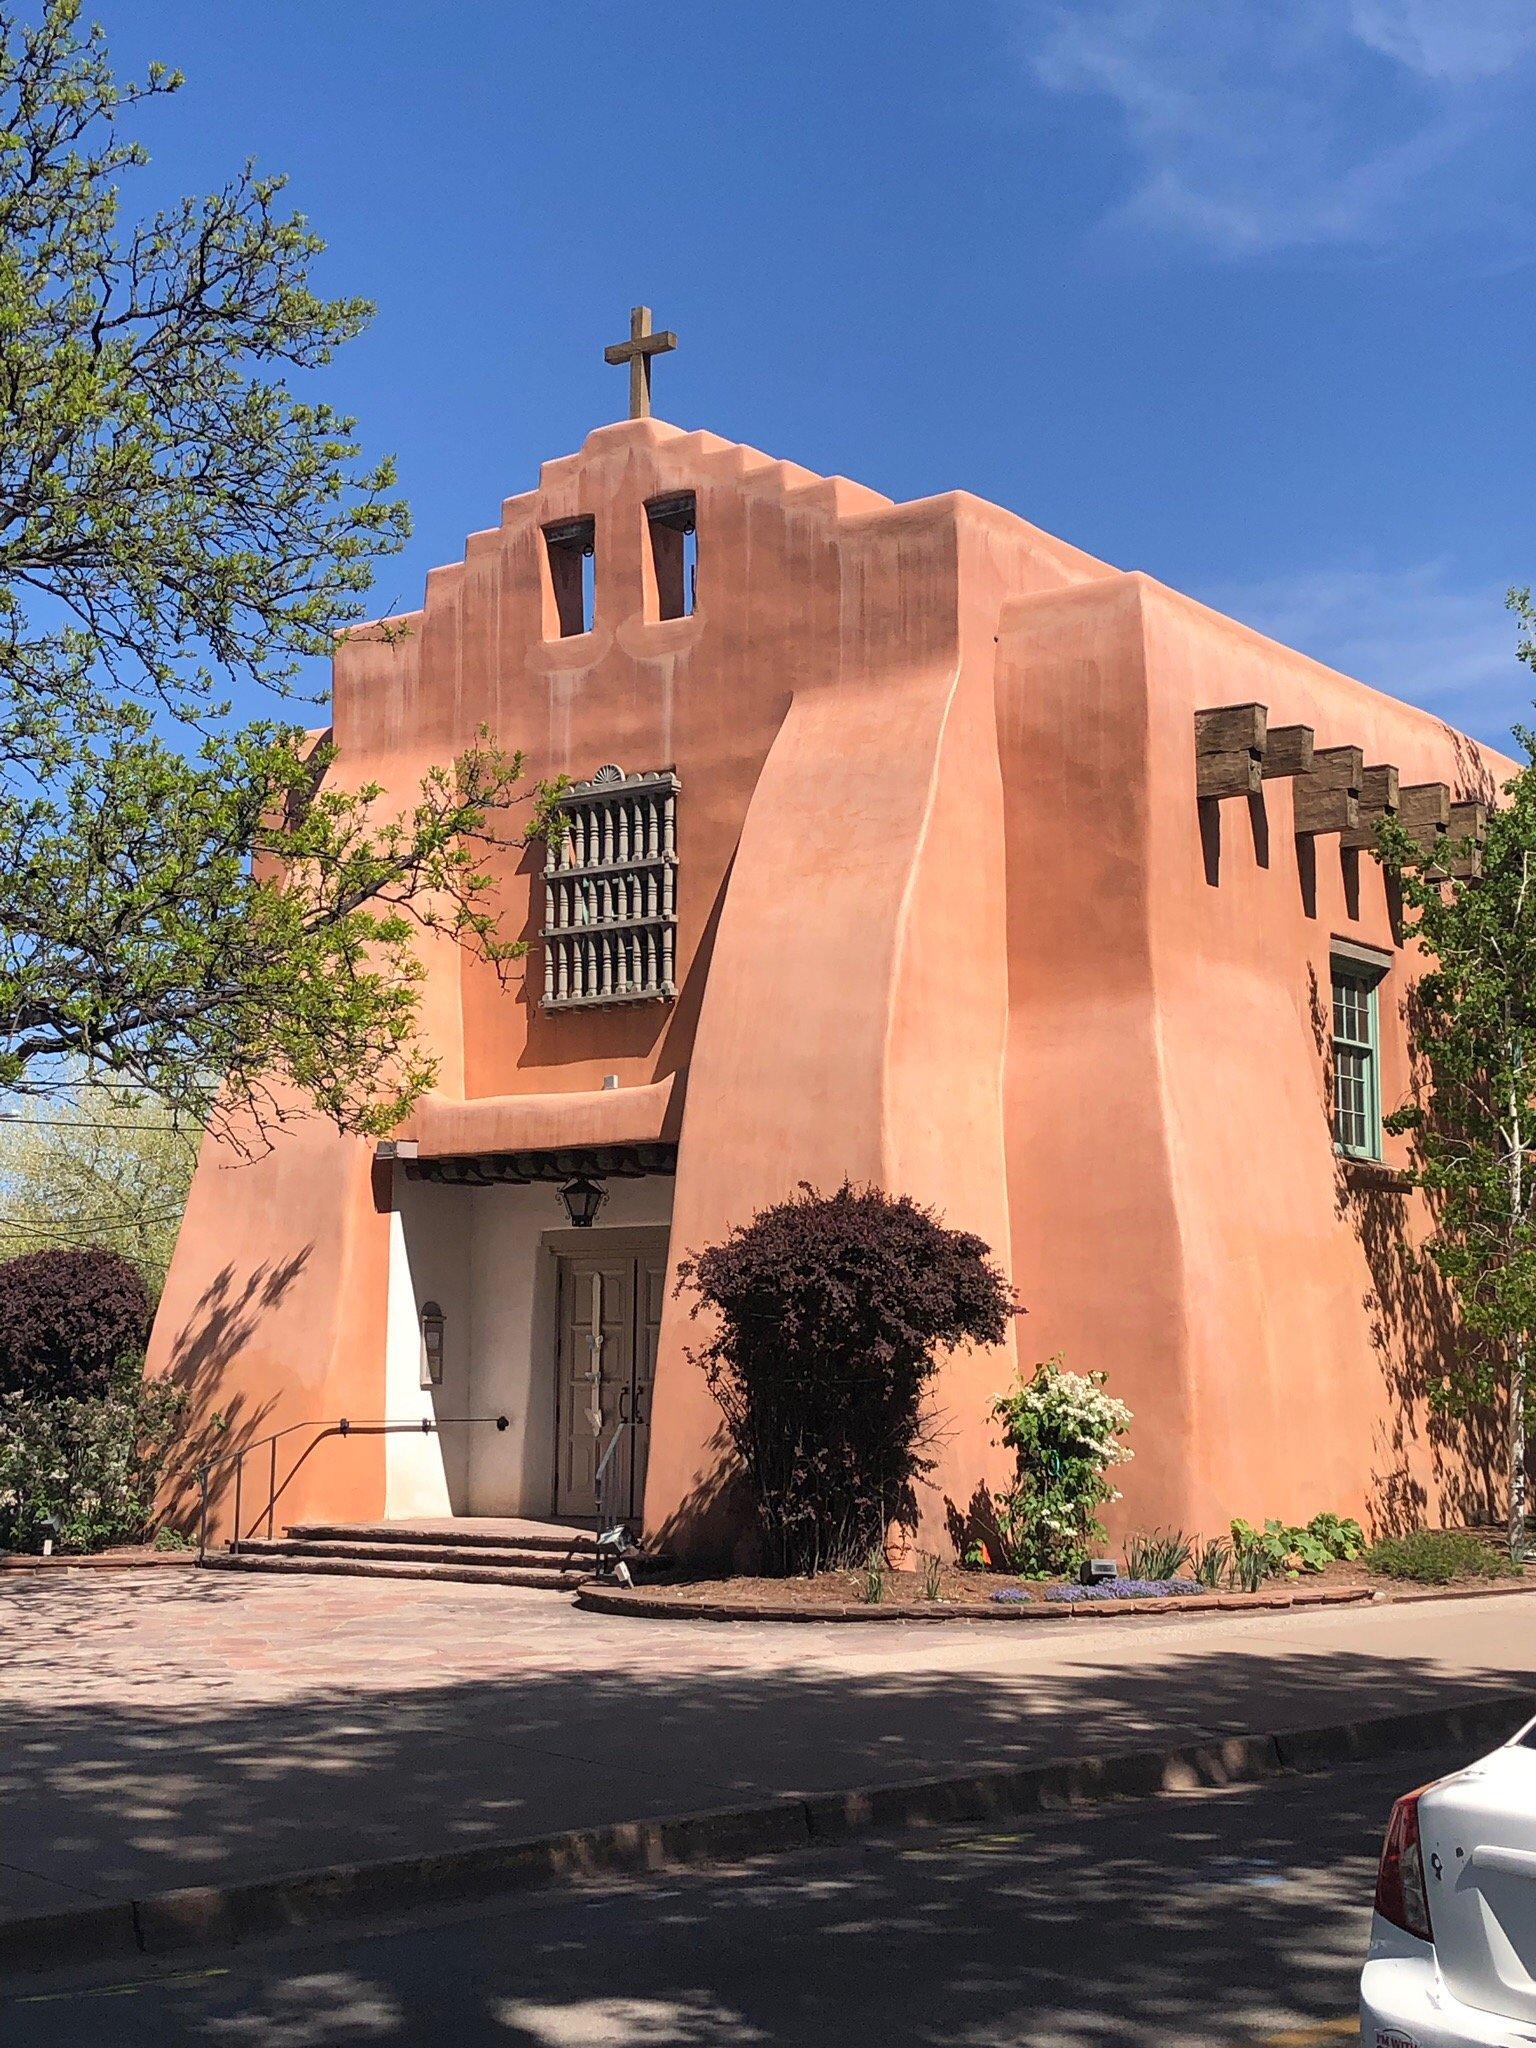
xmin=1331 ymin=952 xmax=1386 ymax=1160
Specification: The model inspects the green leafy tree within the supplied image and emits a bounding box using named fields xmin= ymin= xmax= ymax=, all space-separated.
xmin=0 ymin=2 xmax=550 ymax=1144
xmin=1378 ymin=589 xmax=1536 ymax=1559
xmin=0 ymin=1076 xmax=197 ymax=1291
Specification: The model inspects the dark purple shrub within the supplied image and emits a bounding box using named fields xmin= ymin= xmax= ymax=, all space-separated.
xmin=0 ymin=1247 xmax=154 ymax=1401
xmin=679 ymin=1182 xmax=1019 ymax=1575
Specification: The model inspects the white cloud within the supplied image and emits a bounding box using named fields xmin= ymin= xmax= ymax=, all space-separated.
xmin=1348 ymin=0 xmax=1536 ymax=83
xmin=1201 ymin=560 xmax=1528 ymax=745
xmin=1017 ymin=0 xmax=1536 ymax=254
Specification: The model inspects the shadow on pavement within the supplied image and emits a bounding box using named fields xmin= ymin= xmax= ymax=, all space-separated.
xmin=0 ymin=1745 xmax=1470 ymax=2046
xmin=0 ymin=1568 xmax=1531 ymax=1909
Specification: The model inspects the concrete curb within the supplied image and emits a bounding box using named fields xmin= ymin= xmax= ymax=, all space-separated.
xmin=2 ymin=1688 xmax=1530 ymax=1980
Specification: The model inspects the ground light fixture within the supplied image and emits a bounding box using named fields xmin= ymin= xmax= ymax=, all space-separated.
xmin=559 ymin=1174 xmax=607 ymax=1229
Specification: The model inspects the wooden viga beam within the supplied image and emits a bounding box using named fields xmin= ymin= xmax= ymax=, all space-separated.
xmin=1262 ymin=725 xmax=1315 ymax=779
xmin=1449 ymin=800 xmax=1488 ymax=880
xmin=1397 ymin=782 xmax=1450 ymax=862
xmin=1292 ymin=745 xmax=1363 ymax=837
xmin=1195 ymin=703 xmax=1265 ymax=798
xmin=1428 ymin=798 xmax=1489 ymax=881
xmin=1340 ymin=764 xmax=1401 ymax=851
xmin=1195 ymin=705 xmax=1317 ymax=798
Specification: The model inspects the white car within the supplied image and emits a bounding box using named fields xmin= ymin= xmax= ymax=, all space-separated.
xmin=1362 ymin=1724 xmax=1536 ymax=2046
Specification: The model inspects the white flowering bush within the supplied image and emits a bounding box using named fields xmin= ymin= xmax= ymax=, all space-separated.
xmin=985 ymin=1356 xmax=1133 ymax=1576
xmin=0 ymin=1364 xmax=184 ymax=1554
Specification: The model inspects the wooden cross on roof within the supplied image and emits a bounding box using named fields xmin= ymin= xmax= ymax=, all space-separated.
xmin=604 ymin=305 xmax=677 ymax=420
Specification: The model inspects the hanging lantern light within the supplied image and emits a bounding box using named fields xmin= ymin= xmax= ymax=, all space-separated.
xmin=559 ymin=1174 xmax=607 ymax=1229
xmin=418 ymin=1301 xmax=445 ymax=1387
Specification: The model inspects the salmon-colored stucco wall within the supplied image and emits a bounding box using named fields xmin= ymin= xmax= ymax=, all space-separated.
xmin=150 ymin=416 xmax=1512 ymax=1554
xmin=996 ymin=571 xmax=1512 ymax=1542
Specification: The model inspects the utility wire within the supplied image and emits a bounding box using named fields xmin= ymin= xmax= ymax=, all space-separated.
xmin=0 ymin=1114 xmax=195 ymax=1132
xmin=0 ymin=1207 xmax=187 ymax=1237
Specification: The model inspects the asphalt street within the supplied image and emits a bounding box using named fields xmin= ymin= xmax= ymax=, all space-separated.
xmin=1 ymin=1743 xmax=1465 ymax=2047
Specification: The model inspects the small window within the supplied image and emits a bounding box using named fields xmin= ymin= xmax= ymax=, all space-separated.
xmin=544 ymin=517 xmax=595 ymax=637
xmin=646 ymin=492 xmax=696 ymax=621
xmin=1331 ymin=952 xmax=1386 ymax=1160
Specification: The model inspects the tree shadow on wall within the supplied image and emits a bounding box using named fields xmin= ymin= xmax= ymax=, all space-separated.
xmin=944 ymin=1483 xmax=1009 ymax=1569
xmin=648 ymin=1375 xmax=946 ymax=1576
xmin=158 ymin=1250 xmax=313 ymax=1529
xmin=1307 ymin=965 xmax=1501 ymax=1535
xmin=648 ymin=1421 xmax=762 ymax=1574
xmin=1448 ymin=730 xmax=1502 ymax=810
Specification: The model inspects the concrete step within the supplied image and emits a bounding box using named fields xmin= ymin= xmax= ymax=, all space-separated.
xmin=201 ymin=1551 xmax=584 ymax=1591
xmin=285 ymin=1519 xmax=599 ymax=1556
xmin=240 ymin=1537 xmax=589 ymax=1574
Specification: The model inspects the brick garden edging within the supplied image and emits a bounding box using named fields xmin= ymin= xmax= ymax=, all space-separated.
xmin=3 ymin=1687 xmax=1530 ymax=1982
xmin=0 ymin=1548 xmax=195 ymax=1572
xmin=575 ymin=1583 xmax=1381 ymax=1623
xmin=576 ymin=1575 xmax=1536 ymax=1624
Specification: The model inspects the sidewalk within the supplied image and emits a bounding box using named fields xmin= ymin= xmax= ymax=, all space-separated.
xmin=2 ymin=1569 xmax=1532 ymax=1937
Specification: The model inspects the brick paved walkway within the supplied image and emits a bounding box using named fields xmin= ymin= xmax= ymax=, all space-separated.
xmin=2 ymin=1568 xmax=1532 ymax=1926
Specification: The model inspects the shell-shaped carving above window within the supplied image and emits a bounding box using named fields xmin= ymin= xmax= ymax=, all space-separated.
xmin=541 ymin=766 xmax=680 ymax=1010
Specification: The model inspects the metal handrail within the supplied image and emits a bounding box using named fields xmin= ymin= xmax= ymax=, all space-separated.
xmin=594 ymin=1413 xmax=631 ymax=1531
xmin=193 ymin=1413 xmax=510 ymax=1562
xmin=566 ymin=1412 xmax=639 ymax=1578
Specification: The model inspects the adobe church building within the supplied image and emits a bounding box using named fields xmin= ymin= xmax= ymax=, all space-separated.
xmin=149 ymin=400 xmax=1510 ymax=1564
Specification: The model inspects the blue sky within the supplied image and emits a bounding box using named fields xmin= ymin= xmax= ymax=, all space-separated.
xmin=112 ymin=0 xmax=1536 ymax=746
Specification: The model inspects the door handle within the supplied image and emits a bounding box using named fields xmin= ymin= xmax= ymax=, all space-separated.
xmin=618 ymin=1387 xmax=631 ymax=1424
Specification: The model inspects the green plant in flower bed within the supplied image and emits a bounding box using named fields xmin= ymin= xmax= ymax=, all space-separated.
xmin=1365 ymin=1531 xmax=1521 ymax=1585
xmin=1229 ymin=1513 xmax=1367 ymax=1584
xmin=1124 ymin=1528 xmax=1192 ymax=1581
xmin=1191 ymin=1535 xmax=1230 ymax=1588
xmin=1306 ymin=1512 xmax=1368 ymax=1562
xmin=1231 ymin=1527 xmax=1269 ymax=1592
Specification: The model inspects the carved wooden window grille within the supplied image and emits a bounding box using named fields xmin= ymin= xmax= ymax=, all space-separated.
xmin=542 ymin=765 xmax=679 ymax=1010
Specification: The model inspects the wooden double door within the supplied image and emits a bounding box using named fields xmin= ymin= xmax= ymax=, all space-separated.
xmin=555 ymin=1239 xmax=666 ymax=1523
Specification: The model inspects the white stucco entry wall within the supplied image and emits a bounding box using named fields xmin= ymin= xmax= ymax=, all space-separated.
xmin=384 ymin=1170 xmax=675 ymax=1520
xmin=383 ymin=1177 xmax=469 ymax=1518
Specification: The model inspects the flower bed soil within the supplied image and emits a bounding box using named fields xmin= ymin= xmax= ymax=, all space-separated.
xmin=586 ymin=1546 xmax=1536 ymax=1622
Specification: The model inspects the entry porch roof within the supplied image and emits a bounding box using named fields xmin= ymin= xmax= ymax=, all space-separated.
xmin=378 ymin=1068 xmax=682 ymax=1172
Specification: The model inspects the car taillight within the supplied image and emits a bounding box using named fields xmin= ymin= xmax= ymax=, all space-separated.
xmin=1375 ymin=1788 xmax=1434 ymax=1942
